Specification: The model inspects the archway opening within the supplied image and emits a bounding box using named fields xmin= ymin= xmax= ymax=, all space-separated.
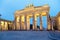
xmin=42 ymin=16 xmax=47 ymax=30
xmin=8 ymin=24 xmax=12 ymax=30
xmin=30 ymin=18 xmax=33 ymax=30
xmin=37 ymin=17 xmax=40 ymax=30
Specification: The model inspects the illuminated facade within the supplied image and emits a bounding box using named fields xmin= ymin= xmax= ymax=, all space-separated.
xmin=14 ymin=4 xmax=52 ymax=30
xmin=51 ymin=12 xmax=60 ymax=31
xmin=0 ymin=19 xmax=14 ymax=30
xmin=56 ymin=12 xmax=60 ymax=30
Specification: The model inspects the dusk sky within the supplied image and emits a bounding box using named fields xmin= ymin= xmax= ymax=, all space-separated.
xmin=0 ymin=0 xmax=60 ymax=28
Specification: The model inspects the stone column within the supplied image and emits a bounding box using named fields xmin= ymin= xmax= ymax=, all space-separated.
xmin=25 ymin=16 xmax=30 ymax=30
xmin=19 ymin=16 xmax=21 ymax=30
xmin=23 ymin=16 xmax=26 ymax=30
xmin=14 ymin=17 xmax=17 ymax=30
xmin=21 ymin=15 xmax=28 ymax=30
xmin=1 ymin=21 xmax=4 ymax=30
xmin=51 ymin=19 xmax=54 ymax=30
xmin=47 ymin=13 xmax=51 ymax=30
xmin=0 ymin=20 xmax=1 ymax=30
xmin=4 ymin=21 xmax=5 ymax=30
xmin=39 ymin=14 xmax=43 ymax=30
xmin=16 ymin=16 xmax=21 ymax=30
xmin=52 ymin=25 xmax=54 ymax=30
xmin=15 ymin=18 xmax=17 ymax=30
xmin=25 ymin=15 xmax=27 ymax=30
xmin=20 ymin=16 xmax=23 ymax=30
xmin=33 ymin=14 xmax=37 ymax=30
xmin=52 ymin=22 xmax=54 ymax=30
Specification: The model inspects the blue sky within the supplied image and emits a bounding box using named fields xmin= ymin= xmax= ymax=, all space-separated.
xmin=0 ymin=0 xmax=60 ymax=28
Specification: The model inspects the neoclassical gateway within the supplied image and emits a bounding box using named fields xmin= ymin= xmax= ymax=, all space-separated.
xmin=14 ymin=4 xmax=53 ymax=30
xmin=0 ymin=4 xmax=60 ymax=31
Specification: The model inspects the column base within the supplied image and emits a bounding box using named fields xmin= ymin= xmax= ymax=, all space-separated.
xmin=47 ymin=29 xmax=52 ymax=31
xmin=40 ymin=27 xmax=43 ymax=31
xmin=40 ymin=29 xmax=43 ymax=31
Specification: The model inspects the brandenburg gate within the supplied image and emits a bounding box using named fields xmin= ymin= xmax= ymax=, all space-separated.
xmin=14 ymin=4 xmax=52 ymax=30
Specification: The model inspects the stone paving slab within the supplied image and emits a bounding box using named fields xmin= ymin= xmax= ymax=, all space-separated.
xmin=0 ymin=31 xmax=60 ymax=40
